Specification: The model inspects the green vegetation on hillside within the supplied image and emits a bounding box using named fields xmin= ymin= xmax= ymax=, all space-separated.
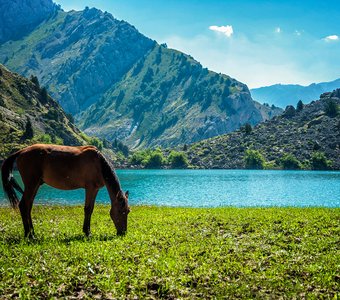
xmin=79 ymin=44 xmax=279 ymax=148
xmin=0 ymin=206 xmax=338 ymax=299
xmin=181 ymin=90 xmax=340 ymax=170
xmin=0 ymin=64 xmax=85 ymax=159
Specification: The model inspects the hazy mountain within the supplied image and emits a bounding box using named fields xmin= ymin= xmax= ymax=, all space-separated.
xmin=0 ymin=0 xmax=281 ymax=148
xmin=183 ymin=90 xmax=340 ymax=170
xmin=0 ymin=64 xmax=85 ymax=159
xmin=251 ymin=79 xmax=340 ymax=107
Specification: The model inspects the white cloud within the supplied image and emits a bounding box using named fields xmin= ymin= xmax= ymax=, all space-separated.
xmin=324 ymin=35 xmax=339 ymax=42
xmin=162 ymin=32 xmax=340 ymax=88
xmin=275 ymin=27 xmax=281 ymax=33
xmin=209 ymin=25 xmax=233 ymax=37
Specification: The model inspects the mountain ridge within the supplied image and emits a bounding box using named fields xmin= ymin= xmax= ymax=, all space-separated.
xmin=251 ymin=79 xmax=340 ymax=107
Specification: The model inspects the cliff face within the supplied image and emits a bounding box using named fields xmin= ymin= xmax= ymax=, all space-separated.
xmin=183 ymin=90 xmax=340 ymax=169
xmin=0 ymin=64 xmax=85 ymax=159
xmin=0 ymin=0 xmax=59 ymax=43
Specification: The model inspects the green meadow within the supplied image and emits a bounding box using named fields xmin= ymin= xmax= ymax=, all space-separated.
xmin=0 ymin=206 xmax=339 ymax=299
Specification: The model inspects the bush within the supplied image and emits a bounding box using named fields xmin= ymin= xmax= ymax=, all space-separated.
xmin=168 ymin=151 xmax=188 ymax=168
xmin=311 ymin=152 xmax=332 ymax=170
xmin=244 ymin=149 xmax=265 ymax=169
xmin=281 ymin=154 xmax=302 ymax=170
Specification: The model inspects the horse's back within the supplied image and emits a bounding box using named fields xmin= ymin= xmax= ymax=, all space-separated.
xmin=16 ymin=144 xmax=104 ymax=190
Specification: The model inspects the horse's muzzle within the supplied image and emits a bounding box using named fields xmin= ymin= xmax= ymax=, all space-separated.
xmin=117 ymin=230 xmax=126 ymax=236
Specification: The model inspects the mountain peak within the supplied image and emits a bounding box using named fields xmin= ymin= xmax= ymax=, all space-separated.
xmin=0 ymin=0 xmax=60 ymax=43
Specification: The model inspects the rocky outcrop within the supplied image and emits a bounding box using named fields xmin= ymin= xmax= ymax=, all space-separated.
xmin=0 ymin=0 xmax=59 ymax=43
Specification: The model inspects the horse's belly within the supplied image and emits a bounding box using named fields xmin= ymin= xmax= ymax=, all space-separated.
xmin=43 ymin=172 xmax=83 ymax=190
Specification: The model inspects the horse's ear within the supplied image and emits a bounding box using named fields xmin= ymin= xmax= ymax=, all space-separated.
xmin=125 ymin=191 xmax=129 ymax=199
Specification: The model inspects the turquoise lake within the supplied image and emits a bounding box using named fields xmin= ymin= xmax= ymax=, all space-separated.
xmin=0 ymin=170 xmax=340 ymax=207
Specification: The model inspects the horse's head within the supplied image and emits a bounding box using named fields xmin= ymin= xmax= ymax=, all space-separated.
xmin=110 ymin=190 xmax=130 ymax=235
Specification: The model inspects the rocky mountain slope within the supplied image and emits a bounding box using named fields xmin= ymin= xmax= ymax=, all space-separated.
xmin=0 ymin=0 xmax=281 ymax=149
xmin=0 ymin=64 xmax=86 ymax=159
xmin=183 ymin=90 xmax=340 ymax=169
xmin=0 ymin=4 xmax=154 ymax=114
xmin=0 ymin=0 xmax=59 ymax=44
xmin=251 ymin=79 xmax=340 ymax=107
xmin=79 ymin=45 xmax=282 ymax=148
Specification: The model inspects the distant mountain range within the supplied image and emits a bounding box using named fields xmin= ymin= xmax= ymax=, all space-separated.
xmin=0 ymin=0 xmax=281 ymax=149
xmin=251 ymin=79 xmax=340 ymax=108
xmin=183 ymin=90 xmax=340 ymax=170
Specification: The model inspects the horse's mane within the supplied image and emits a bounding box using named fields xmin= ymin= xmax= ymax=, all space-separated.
xmin=98 ymin=152 xmax=121 ymax=192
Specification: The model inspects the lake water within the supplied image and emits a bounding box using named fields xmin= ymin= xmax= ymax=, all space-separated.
xmin=0 ymin=170 xmax=339 ymax=207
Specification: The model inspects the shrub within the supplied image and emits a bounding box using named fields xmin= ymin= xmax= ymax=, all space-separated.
xmin=244 ymin=149 xmax=265 ymax=169
xmin=168 ymin=151 xmax=188 ymax=168
xmin=281 ymin=154 xmax=302 ymax=170
xmin=311 ymin=152 xmax=332 ymax=170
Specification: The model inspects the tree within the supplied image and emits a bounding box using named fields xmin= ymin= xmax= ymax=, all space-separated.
xmin=244 ymin=149 xmax=265 ymax=169
xmin=22 ymin=118 xmax=34 ymax=140
xmin=145 ymin=151 xmax=164 ymax=169
xmin=244 ymin=123 xmax=252 ymax=135
xmin=324 ymin=99 xmax=339 ymax=117
xmin=281 ymin=154 xmax=301 ymax=170
xmin=40 ymin=87 xmax=49 ymax=104
xmin=296 ymin=100 xmax=304 ymax=111
xmin=30 ymin=75 xmax=40 ymax=88
xmin=168 ymin=151 xmax=188 ymax=169
xmin=311 ymin=152 xmax=332 ymax=170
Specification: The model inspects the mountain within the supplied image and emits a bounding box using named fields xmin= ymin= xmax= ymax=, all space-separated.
xmin=182 ymin=90 xmax=340 ymax=170
xmin=0 ymin=0 xmax=59 ymax=44
xmin=0 ymin=0 xmax=281 ymax=148
xmin=251 ymin=79 xmax=340 ymax=107
xmin=0 ymin=4 xmax=154 ymax=114
xmin=79 ymin=45 xmax=282 ymax=148
xmin=0 ymin=64 xmax=87 ymax=159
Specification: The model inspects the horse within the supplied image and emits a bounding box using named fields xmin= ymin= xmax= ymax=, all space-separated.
xmin=1 ymin=144 xmax=130 ymax=238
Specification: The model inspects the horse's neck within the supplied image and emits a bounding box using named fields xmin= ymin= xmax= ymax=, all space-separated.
xmin=105 ymin=177 xmax=121 ymax=204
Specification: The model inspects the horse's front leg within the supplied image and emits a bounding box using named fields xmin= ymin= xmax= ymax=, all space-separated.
xmin=83 ymin=187 xmax=98 ymax=236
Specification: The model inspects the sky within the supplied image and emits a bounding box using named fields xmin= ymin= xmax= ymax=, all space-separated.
xmin=54 ymin=0 xmax=340 ymax=88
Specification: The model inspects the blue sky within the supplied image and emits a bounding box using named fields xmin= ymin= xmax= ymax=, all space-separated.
xmin=55 ymin=0 xmax=340 ymax=88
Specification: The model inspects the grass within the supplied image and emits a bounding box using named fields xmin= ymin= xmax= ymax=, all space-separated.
xmin=0 ymin=206 xmax=339 ymax=299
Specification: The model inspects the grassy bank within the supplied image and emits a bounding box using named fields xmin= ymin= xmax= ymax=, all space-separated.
xmin=0 ymin=206 xmax=339 ymax=299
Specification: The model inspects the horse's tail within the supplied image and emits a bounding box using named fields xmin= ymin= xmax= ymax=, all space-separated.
xmin=1 ymin=151 xmax=24 ymax=208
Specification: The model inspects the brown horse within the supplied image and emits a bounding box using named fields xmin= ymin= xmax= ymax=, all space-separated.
xmin=1 ymin=144 xmax=130 ymax=238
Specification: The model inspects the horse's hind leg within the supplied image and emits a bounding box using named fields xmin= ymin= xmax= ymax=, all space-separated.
xmin=19 ymin=180 xmax=40 ymax=238
xmin=83 ymin=187 xmax=99 ymax=236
